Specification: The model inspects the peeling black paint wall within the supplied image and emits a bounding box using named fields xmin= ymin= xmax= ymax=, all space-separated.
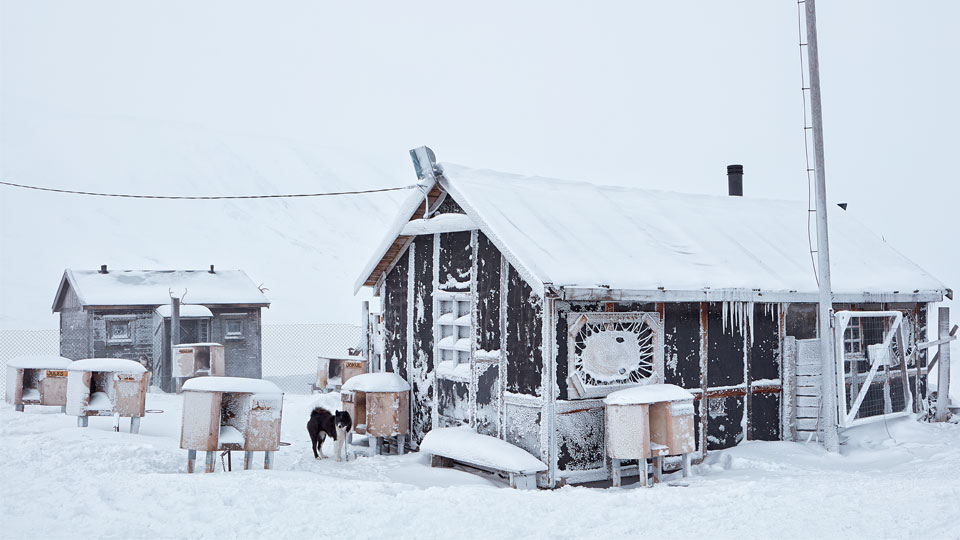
xmin=505 ymin=265 xmax=543 ymax=396
xmin=411 ymin=237 xmax=435 ymax=442
xmin=475 ymin=233 xmax=500 ymax=352
xmin=382 ymin=250 xmax=408 ymax=377
xmin=663 ymin=302 xmax=701 ymax=389
xmin=438 ymin=232 xmax=471 ymax=292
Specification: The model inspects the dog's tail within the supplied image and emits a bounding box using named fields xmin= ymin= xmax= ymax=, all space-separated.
xmin=310 ymin=406 xmax=329 ymax=419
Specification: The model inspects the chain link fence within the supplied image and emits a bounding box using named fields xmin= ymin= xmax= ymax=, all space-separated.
xmin=0 ymin=323 xmax=361 ymax=394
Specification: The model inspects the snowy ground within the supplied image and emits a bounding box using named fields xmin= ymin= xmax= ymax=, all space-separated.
xmin=2 ymin=393 xmax=959 ymax=540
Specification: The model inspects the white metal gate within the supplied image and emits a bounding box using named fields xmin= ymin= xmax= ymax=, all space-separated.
xmin=834 ymin=311 xmax=912 ymax=428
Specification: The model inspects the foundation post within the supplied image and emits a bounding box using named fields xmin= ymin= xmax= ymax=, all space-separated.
xmin=187 ymin=450 xmax=196 ymax=473
xmin=130 ymin=416 xmax=141 ymax=434
xmin=244 ymin=451 xmax=254 ymax=470
xmin=204 ymin=451 xmax=215 ymax=473
xmin=264 ymin=451 xmax=274 ymax=470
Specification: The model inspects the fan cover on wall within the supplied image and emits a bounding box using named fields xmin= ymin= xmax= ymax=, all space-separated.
xmin=567 ymin=312 xmax=663 ymax=399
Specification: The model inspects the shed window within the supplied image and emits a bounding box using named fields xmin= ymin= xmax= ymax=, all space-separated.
xmin=436 ymin=291 xmax=471 ymax=366
xmin=225 ymin=318 xmax=244 ymax=339
xmin=106 ymin=320 xmax=132 ymax=343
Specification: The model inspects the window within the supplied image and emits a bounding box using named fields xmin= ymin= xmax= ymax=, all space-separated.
xmin=106 ymin=320 xmax=132 ymax=344
xmin=436 ymin=291 xmax=471 ymax=368
xmin=225 ymin=318 xmax=244 ymax=339
xmin=199 ymin=319 xmax=210 ymax=342
xmin=843 ymin=322 xmax=863 ymax=355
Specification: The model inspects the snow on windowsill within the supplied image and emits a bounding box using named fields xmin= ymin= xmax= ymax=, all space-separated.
xmin=437 ymin=361 xmax=471 ymax=381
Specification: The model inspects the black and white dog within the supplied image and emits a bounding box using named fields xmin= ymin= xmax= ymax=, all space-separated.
xmin=307 ymin=407 xmax=352 ymax=461
xmin=332 ymin=410 xmax=352 ymax=462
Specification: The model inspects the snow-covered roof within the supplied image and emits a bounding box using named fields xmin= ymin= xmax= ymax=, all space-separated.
xmin=420 ymin=426 xmax=548 ymax=474
xmin=356 ymin=157 xmax=946 ymax=302
xmin=604 ymin=383 xmax=694 ymax=406
xmin=181 ymin=376 xmax=282 ymax=395
xmin=68 ymin=358 xmax=147 ymax=373
xmin=53 ymin=269 xmax=270 ymax=312
xmin=341 ymin=372 xmax=409 ymax=393
xmin=156 ymin=305 xmax=214 ymax=318
xmin=7 ymin=355 xmax=73 ymax=370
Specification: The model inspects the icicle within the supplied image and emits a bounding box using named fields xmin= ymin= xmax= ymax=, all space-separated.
xmin=746 ymin=301 xmax=755 ymax=347
xmin=722 ymin=301 xmax=729 ymax=334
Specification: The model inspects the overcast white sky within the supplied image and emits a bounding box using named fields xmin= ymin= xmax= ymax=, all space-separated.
xmin=1 ymin=1 xmax=958 ymax=326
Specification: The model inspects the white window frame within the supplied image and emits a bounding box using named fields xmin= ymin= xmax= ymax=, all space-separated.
xmin=435 ymin=290 xmax=472 ymax=381
xmin=224 ymin=317 xmax=245 ymax=340
xmin=104 ymin=316 xmax=135 ymax=344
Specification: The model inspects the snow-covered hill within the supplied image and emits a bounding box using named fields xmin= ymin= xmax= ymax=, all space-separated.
xmin=0 ymin=108 xmax=409 ymax=328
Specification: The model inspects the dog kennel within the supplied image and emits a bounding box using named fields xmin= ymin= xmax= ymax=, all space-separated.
xmin=66 ymin=358 xmax=150 ymax=433
xmin=340 ymin=372 xmax=409 ymax=455
xmin=173 ymin=343 xmax=225 ymax=388
xmin=6 ymin=355 xmax=72 ymax=411
xmin=314 ymin=354 xmax=367 ymax=393
xmin=180 ymin=377 xmax=283 ymax=473
xmin=604 ymin=383 xmax=696 ymax=487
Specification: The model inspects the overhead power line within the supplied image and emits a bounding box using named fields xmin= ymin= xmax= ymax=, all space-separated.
xmin=0 ymin=180 xmax=418 ymax=200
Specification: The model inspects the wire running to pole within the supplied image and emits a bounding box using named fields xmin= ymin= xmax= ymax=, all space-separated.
xmin=0 ymin=180 xmax=418 ymax=200
xmin=797 ymin=0 xmax=820 ymax=287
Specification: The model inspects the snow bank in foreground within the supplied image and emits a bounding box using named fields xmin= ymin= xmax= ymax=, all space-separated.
xmin=2 ymin=393 xmax=960 ymax=540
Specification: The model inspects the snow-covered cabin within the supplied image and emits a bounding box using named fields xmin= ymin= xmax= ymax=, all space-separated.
xmin=355 ymin=147 xmax=947 ymax=487
xmin=52 ymin=267 xmax=270 ymax=392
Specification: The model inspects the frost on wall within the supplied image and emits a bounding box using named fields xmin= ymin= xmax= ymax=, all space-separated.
xmin=383 ymin=250 xmax=408 ymax=377
xmin=707 ymin=395 xmax=744 ymax=450
xmin=506 ymin=266 xmax=543 ymax=396
xmin=749 ymin=303 xmax=781 ymax=441
xmin=663 ymin=302 xmax=701 ymax=390
xmin=438 ymin=232 xmax=471 ymax=292
xmin=556 ymin=407 xmax=604 ymax=471
xmin=707 ymin=302 xmax=745 ymax=389
xmin=474 ymin=362 xmax=499 ymax=437
xmin=504 ymin=403 xmax=541 ymax=458
xmin=411 ymin=236 xmax=435 ymax=443
xmin=438 ymin=378 xmax=469 ymax=425
xmin=475 ymin=232 xmax=500 ymax=352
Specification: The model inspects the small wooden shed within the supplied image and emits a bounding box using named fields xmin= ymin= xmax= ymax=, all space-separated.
xmin=5 ymin=355 xmax=72 ymax=411
xmin=66 ymin=358 xmax=150 ymax=432
xmin=352 ymin=146 xmax=948 ymax=487
xmin=314 ymin=354 xmax=367 ymax=393
xmin=173 ymin=343 xmax=225 ymax=382
xmin=341 ymin=372 xmax=410 ymax=455
xmin=180 ymin=377 xmax=283 ymax=473
xmin=604 ymin=384 xmax=696 ymax=486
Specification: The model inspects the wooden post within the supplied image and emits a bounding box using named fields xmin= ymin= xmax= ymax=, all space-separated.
xmin=170 ymin=297 xmax=181 ymax=392
xmin=936 ymin=307 xmax=951 ymax=422
xmin=805 ymin=0 xmax=840 ymax=453
xmin=15 ymin=404 xmax=24 ymax=412
xmin=204 ymin=451 xmax=215 ymax=473
xmin=78 ymin=416 xmax=88 ymax=428
xmin=681 ymin=453 xmax=691 ymax=478
xmin=244 ymin=451 xmax=254 ymax=470
xmin=264 ymin=451 xmax=274 ymax=470
xmin=362 ymin=301 xmax=371 ymax=372
xmin=611 ymin=458 xmax=621 ymax=488
xmin=130 ymin=416 xmax=141 ymax=434
xmin=187 ymin=450 xmax=196 ymax=473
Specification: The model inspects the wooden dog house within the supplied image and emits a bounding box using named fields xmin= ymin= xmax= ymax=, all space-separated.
xmin=341 ymin=372 xmax=409 ymax=455
xmin=173 ymin=343 xmax=225 ymax=388
xmin=314 ymin=354 xmax=367 ymax=393
xmin=604 ymin=384 xmax=696 ymax=487
xmin=5 ymin=355 xmax=72 ymax=411
xmin=180 ymin=377 xmax=283 ymax=473
xmin=66 ymin=358 xmax=150 ymax=433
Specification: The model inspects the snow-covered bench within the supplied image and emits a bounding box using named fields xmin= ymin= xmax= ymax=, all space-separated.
xmin=420 ymin=427 xmax=547 ymax=490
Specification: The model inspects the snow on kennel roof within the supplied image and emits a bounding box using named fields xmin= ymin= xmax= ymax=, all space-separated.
xmin=357 ymin=156 xmax=946 ymax=303
xmin=7 ymin=355 xmax=73 ymax=370
xmin=53 ymin=269 xmax=270 ymax=311
xmin=68 ymin=358 xmax=147 ymax=373
xmin=181 ymin=376 xmax=281 ymax=395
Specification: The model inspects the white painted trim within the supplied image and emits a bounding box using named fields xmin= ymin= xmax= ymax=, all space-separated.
xmin=561 ymin=287 xmax=944 ymax=304
xmin=401 ymin=214 xmax=477 ymax=236
xmin=406 ymin=239 xmax=416 ymax=438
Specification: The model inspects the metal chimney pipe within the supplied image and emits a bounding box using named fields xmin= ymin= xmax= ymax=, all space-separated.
xmin=99 ymin=265 xmax=108 ymax=274
xmin=209 ymin=265 xmax=215 ymax=274
xmin=727 ymin=165 xmax=743 ymax=196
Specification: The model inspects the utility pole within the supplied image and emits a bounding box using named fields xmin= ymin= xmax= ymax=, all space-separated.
xmin=171 ymin=296 xmax=181 ymax=392
xmin=805 ymin=0 xmax=840 ymax=451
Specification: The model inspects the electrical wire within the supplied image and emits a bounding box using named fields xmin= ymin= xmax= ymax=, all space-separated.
xmin=0 ymin=180 xmax=418 ymax=200
xmin=797 ymin=0 xmax=820 ymax=287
